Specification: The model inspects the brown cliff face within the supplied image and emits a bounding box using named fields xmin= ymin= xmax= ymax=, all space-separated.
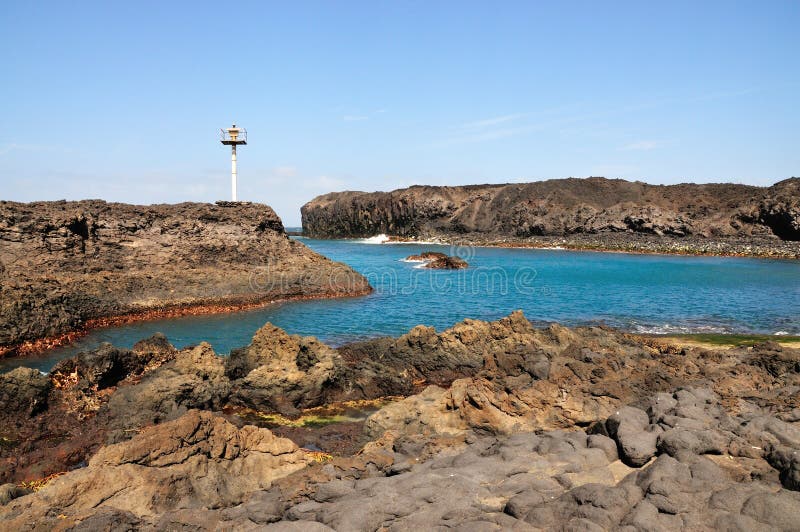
xmin=0 ymin=200 xmax=370 ymax=355
xmin=301 ymin=177 xmax=800 ymax=243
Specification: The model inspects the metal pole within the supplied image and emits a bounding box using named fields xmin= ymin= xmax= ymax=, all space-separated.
xmin=231 ymin=145 xmax=238 ymax=201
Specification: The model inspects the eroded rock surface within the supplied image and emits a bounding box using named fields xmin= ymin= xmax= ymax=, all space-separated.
xmin=0 ymin=200 xmax=370 ymax=354
xmin=1 ymin=312 xmax=798 ymax=529
xmin=301 ymin=177 xmax=800 ymax=257
xmin=0 ymin=410 xmax=311 ymax=528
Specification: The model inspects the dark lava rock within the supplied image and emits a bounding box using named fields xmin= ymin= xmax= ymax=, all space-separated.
xmin=50 ymin=334 xmax=177 ymax=391
xmin=605 ymin=406 xmax=659 ymax=467
xmin=102 ymin=343 xmax=231 ymax=442
xmin=767 ymin=445 xmax=800 ymax=491
xmin=405 ymin=251 xmax=447 ymax=261
xmin=301 ymin=177 xmax=800 ymax=256
xmin=0 ymin=484 xmax=30 ymax=506
xmin=423 ymin=255 xmax=468 ymax=269
xmin=0 ymin=367 xmax=50 ymax=418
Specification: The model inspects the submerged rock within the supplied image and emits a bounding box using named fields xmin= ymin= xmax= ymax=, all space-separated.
xmin=423 ymin=255 xmax=468 ymax=269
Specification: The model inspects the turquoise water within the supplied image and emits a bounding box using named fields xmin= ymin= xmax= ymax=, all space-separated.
xmin=3 ymin=238 xmax=799 ymax=373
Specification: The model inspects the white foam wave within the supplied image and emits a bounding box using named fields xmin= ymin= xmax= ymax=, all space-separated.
xmin=356 ymin=234 xmax=390 ymax=244
xmin=774 ymin=331 xmax=789 ymax=336
xmin=399 ymin=258 xmax=427 ymax=263
xmin=389 ymin=239 xmax=443 ymax=245
xmin=350 ymin=234 xmax=446 ymax=245
xmin=631 ymin=323 xmax=731 ymax=335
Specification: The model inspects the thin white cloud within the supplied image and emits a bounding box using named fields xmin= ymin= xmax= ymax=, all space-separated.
xmin=620 ymin=140 xmax=659 ymax=151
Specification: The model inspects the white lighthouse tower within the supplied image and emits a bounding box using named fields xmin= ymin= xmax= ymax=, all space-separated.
xmin=220 ymin=123 xmax=247 ymax=201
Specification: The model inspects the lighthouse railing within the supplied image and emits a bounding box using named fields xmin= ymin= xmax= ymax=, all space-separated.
xmin=219 ymin=128 xmax=247 ymax=143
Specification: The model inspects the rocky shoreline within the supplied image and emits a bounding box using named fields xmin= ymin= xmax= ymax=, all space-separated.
xmin=1 ymin=312 xmax=798 ymax=529
xmin=301 ymin=177 xmax=800 ymax=259
xmin=1 ymin=289 xmax=373 ymax=359
xmin=0 ymin=200 xmax=371 ymax=357
xmin=399 ymin=232 xmax=800 ymax=259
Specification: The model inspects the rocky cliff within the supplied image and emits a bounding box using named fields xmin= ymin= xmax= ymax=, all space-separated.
xmin=0 ymin=200 xmax=370 ymax=355
xmin=301 ymin=177 xmax=800 ymax=256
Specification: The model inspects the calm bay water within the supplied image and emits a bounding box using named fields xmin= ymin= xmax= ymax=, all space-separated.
xmin=3 ymin=238 xmax=799 ymax=373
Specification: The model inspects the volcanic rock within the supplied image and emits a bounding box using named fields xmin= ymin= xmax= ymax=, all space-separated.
xmin=0 ymin=367 xmax=50 ymax=419
xmin=404 ymin=251 xmax=447 ymax=261
xmin=228 ymin=323 xmax=343 ymax=415
xmin=423 ymin=255 xmax=468 ymax=269
xmin=0 ymin=410 xmax=311 ymax=526
xmin=103 ymin=342 xmax=231 ymax=441
xmin=0 ymin=200 xmax=370 ymax=354
xmin=301 ymin=177 xmax=800 ymax=257
xmin=2 ymin=312 xmax=800 ymax=528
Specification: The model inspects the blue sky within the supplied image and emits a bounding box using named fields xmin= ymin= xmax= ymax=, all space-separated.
xmin=1 ymin=1 xmax=798 ymax=225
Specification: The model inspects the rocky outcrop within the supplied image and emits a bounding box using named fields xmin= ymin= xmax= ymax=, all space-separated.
xmin=102 ymin=342 xmax=232 ymax=442
xmin=405 ymin=252 xmax=469 ymax=269
xmin=404 ymin=251 xmax=447 ymax=261
xmin=1 ymin=313 xmax=799 ymax=528
xmin=301 ymin=177 xmax=800 ymax=256
xmin=425 ymin=255 xmax=468 ymax=269
xmin=0 ymin=410 xmax=312 ymax=527
xmin=227 ymin=323 xmax=343 ymax=415
xmin=0 ymin=200 xmax=370 ymax=355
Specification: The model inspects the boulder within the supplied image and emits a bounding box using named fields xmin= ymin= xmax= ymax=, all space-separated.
xmin=605 ymin=406 xmax=658 ymax=467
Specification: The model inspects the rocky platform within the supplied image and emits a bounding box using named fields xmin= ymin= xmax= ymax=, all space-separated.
xmin=301 ymin=177 xmax=800 ymax=258
xmin=1 ymin=312 xmax=798 ymax=529
xmin=0 ymin=200 xmax=371 ymax=356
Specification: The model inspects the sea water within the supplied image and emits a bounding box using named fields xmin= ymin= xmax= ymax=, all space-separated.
xmin=3 ymin=238 xmax=799 ymax=373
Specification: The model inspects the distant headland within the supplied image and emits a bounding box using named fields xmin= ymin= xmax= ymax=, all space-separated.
xmin=301 ymin=177 xmax=800 ymax=258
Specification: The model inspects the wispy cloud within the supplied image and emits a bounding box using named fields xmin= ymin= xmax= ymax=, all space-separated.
xmin=620 ymin=140 xmax=659 ymax=151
